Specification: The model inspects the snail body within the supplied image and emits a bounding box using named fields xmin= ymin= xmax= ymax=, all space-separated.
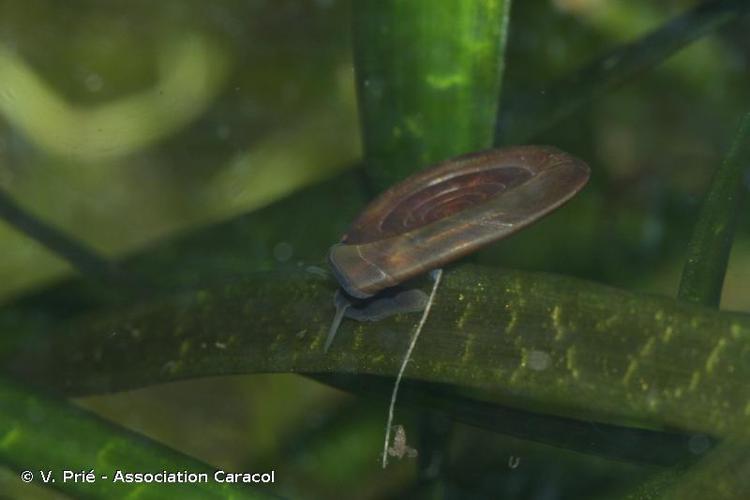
xmin=325 ymin=144 xmax=590 ymax=464
xmin=324 ymin=145 xmax=590 ymax=351
xmin=329 ymin=145 xmax=590 ymax=300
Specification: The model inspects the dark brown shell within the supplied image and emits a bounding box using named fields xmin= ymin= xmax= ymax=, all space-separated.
xmin=329 ymin=145 xmax=590 ymax=298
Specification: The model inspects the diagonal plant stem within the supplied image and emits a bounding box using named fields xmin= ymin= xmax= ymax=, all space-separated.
xmin=0 ymin=187 xmax=124 ymax=286
xmin=496 ymin=0 xmax=750 ymax=145
xmin=652 ymin=111 xmax=750 ymax=498
xmin=615 ymin=112 xmax=750 ymax=499
xmin=0 ymin=376 xmax=279 ymax=499
xmin=678 ymin=112 xmax=750 ymax=306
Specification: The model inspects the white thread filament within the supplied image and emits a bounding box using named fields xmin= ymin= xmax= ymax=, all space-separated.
xmin=382 ymin=268 xmax=443 ymax=468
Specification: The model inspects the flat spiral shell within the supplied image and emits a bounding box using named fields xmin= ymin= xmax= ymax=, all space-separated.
xmin=329 ymin=145 xmax=590 ymax=298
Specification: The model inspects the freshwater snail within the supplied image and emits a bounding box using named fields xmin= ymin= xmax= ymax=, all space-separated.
xmin=325 ymin=145 xmax=590 ymax=351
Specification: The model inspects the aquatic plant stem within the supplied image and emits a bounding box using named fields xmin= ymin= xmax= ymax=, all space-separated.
xmin=0 ymin=187 xmax=122 ymax=285
xmin=0 ymin=376 xmax=278 ymax=499
xmin=616 ymin=112 xmax=750 ymax=499
xmin=497 ymin=0 xmax=750 ymax=144
xmin=316 ymin=373 xmax=701 ymax=467
xmin=5 ymin=264 xmax=750 ymax=446
xmin=352 ymin=0 xmax=512 ymax=191
xmin=653 ymin=110 xmax=750 ymax=498
xmin=382 ymin=268 xmax=443 ymax=468
xmin=678 ymin=112 xmax=750 ymax=306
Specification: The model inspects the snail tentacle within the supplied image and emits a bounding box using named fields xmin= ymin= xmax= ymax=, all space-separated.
xmin=323 ymin=296 xmax=350 ymax=353
xmin=324 ymin=288 xmax=430 ymax=351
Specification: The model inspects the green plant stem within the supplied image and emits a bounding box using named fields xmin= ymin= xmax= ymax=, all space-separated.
xmin=352 ymin=0 xmax=512 ymax=191
xmin=0 ymin=376 xmax=279 ymax=499
xmin=497 ymin=0 xmax=750 ymax=144
xmin=314 ymin=374 xmax=701 ymax=467
xmin=620 ymin=444 xmax=750 ymax=500
xmin=678 ymin=112 xmax=750 ymax=306
xmin=4 ymin=265 xmax=750 ymax=444
xmin=615 ymin=113 xmax=750 ymax=499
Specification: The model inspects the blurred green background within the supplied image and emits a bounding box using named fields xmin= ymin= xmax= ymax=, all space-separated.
xmin=0 ymin=0 xmax=748 ymax=498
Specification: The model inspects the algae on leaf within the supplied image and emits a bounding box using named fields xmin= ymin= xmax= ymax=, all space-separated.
xmin=6 ymin=265 xmax=750 ymax=448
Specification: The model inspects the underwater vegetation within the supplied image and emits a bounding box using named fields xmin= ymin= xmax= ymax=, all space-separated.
xmin=0 ymin=0 xmax=750 ymax=498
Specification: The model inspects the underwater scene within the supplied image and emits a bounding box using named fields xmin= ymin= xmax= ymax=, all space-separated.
xmin=1 ymin=1 xmax=750 ymax=499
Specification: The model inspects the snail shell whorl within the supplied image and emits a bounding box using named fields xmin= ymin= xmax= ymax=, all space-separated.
xmin=329 ymin=145 xmax=590 ymax=299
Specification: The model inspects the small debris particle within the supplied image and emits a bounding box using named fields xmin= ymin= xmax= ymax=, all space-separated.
xmin=387 ymin=425 xmax=418 ymax=459
xmin=528 ymin=350 xmax=551 ymax=371
xmin=215 ymin=342 xmax=227 ymax=349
